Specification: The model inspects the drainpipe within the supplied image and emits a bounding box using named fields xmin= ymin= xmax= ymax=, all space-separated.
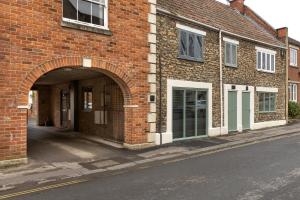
xmin=219 ymin=29 xmax=223 ymax=136
xmin=158 ymin=55 xmax=162 ymax=145
xmin=159 ymin=55 xmax=163 ymax=145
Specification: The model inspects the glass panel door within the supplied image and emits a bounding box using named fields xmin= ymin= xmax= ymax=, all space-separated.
xmin=173 ymin=90 xmax=184 ymax=139
xmin=197 ymin=91 xmax=207 ymax=136
xmin=173 ymin=88 xmax=207 ymax=139
xmin=185 ymin=90 xmax=196 ymax=137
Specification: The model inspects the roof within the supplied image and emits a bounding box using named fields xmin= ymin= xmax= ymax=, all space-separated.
xmin=289 ymin=37 xmax=300 ymax=47
xmin=157 ymin=0 xmax=285 ymax=48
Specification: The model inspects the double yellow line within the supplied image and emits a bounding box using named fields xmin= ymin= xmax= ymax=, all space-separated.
xmin=0 ymin=179 xmax=87 ymax=199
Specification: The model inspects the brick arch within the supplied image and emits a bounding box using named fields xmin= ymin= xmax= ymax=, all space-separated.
xmin=16 ymin=56 xmax=133 ymax=106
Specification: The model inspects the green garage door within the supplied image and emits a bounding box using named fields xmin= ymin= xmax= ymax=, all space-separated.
xmin=228 ymin=91 xmax=237 ymax=132
xmin=242 ymin=92 xmax=250 ymax=130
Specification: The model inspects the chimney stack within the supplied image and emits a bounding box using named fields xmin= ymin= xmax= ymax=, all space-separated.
xmin=229 ymin=0 xmax=245 ymax=14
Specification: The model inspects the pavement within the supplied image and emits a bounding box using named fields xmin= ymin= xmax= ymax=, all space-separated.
xmin=1 ymin=120 xmax=300 ymax=193
xmin=5 ymin=132 xmax=300 ymax=200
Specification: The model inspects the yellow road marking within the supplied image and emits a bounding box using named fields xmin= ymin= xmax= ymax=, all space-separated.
xmin=0 ymin=179 xmax=87 ymax=200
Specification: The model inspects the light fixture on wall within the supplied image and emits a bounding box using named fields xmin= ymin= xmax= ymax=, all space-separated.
xmin=280 ymin=49 xmax=286 ymax=58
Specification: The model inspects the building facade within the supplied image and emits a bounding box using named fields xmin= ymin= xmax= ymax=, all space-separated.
xmin=0 ymin=0 xmax=157 ymax=166
xmin=288 ymin=38 xmax=300 ymax=103
xmin=155 ymin=0 xmax=288 ymax=144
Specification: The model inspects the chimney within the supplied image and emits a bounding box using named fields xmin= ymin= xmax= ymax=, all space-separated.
xmin=229 ymin=0 xmax=245 ymax=14
xmin=277 ymin=27 xmax=288 ymax=40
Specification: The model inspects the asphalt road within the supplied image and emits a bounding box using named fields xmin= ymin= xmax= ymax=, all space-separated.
xmin=8 ymin=134 xmax=300 ymax=200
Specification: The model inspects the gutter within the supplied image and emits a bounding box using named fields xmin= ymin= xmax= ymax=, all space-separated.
xmin=159 ymin=55 xmax=163 ymax=145
xmin=157 ymin=7 xmax=287 ymax=50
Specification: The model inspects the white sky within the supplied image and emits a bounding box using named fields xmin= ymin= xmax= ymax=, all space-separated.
xmin=216 ymin=0 xmax=300 ymax=41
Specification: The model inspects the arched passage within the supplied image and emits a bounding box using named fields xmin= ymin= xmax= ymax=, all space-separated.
xmin=15 ymin=57 xmax=137 ymax=162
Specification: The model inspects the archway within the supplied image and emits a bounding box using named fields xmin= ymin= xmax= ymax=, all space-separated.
xmin=16 ymin=57 xmax=135 ymax=162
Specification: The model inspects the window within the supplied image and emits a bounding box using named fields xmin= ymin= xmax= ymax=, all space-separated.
xmin=83 ymin=88 xmax=93 ymax=111
xmin=225 ymin=42 xmax=238 ymax=67
xmin=289 ymin=83 xmax=298 ymax=102
xmin=179 ymin=29 xmax=204 ymax=61
xmin=259 ymin=92 xmax=276 ymax=112
xmin=290 ymin=48 xmax=298 ymax=67
xmin=63 ymin=0 xmax=107 ymax=28
xmin=256 ymin=47 xmax=276 ymax=73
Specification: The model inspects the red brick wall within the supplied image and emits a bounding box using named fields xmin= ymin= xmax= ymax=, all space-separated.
xmin=288 ymin=45 xmax=300 ymax=102
xmin=0 ymin=0 xmax=151 ymax=162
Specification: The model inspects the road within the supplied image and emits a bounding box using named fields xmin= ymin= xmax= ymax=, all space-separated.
xmin=5 ymin=134 xmax=300 ymax=200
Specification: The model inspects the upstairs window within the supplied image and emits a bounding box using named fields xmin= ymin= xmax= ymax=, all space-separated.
xmin=177 ymin=24 xmax=205 ymax=62
xmin=63 ymin=0 xmax=108 ymax=28
xmin=290 ymin=48 xmax=298 ymax=67
xmin=224 ymin=38 xmax=238 ymax=67
xmin=256 ymin=47 xmax=276 ymax=73
xmin=289 ymin=83 xmax=298 ymax=102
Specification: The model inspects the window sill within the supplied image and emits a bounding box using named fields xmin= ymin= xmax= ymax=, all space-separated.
xmin=259 ymin=111 xmax=276 ymax=114
xmin=225 ymin=64 xmax=238 ymax=68
xmin=178 ymin=56 xmax=204 ymax=63
xmin=61 ymin=19 xmax=112 ymax=36
xmin=290 ymin=65 xmax=298 ymax=68
xmin=256 ymin=69 xmax=275 ymax=74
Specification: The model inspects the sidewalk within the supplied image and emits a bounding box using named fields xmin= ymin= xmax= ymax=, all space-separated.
xmin=1 ymin=121 xmax=300 ymax=192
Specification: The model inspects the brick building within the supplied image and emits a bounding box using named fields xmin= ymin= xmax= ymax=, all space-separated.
xmin=155 ymin=0 xmax=288 ymax=144
xmin=288 ymin=38 xmax=300 ymax=103
xmin=0 ymin=0 xmax=157 ymax=166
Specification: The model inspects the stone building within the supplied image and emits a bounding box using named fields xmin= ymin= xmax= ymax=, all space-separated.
xmin=288 ymin=38 xmax=300 ymax=103
xmin=0 ymin=0 xmax=157 ymax=166
xmin=155 ymin=0 xmax=288 ymax=144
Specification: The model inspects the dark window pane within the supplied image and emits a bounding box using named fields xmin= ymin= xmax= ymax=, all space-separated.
xmin=262 ymin=53 xmax=266 ymax=69
xmin=92 ymin=3 xmax=104 ymax=25
xmin=232 ymin=44 xmax=237 ymax=66
xmin=225 ymin=43 xmax=231 ymax=65
xmin=180 ymin=31 xmax=187 ymax=56
xmin=267 ymin=54 xmax=270 ymax=70
xmin=188 ymin=34 xmax=195 ymax=58
xmin=78 ymin=0 xmax=91 ymax=23
xmin=270 ymin=93 xmax=275 ymax=111
xmin=195 ymin=35 xmax=203 ymax=60
xmin=259 ymin=93 xmax=264 ymax=111
xmin=271 ymin=55 xmax=275 ymax=71
xmin=173 ymin=90 xmax=184 ymax=139
xmin=265 ymin=93 xmax=270 ymax=111
xmin=63 ymin=0 xmax=77 ymax=20
xmin=257 ymin=52 xmax=261 ymax=69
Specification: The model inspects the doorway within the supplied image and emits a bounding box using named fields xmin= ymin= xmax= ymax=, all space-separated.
xmin=172 ymin=88 xmax=208 ymax=140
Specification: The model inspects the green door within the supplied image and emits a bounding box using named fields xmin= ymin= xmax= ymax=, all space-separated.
xmin=228 ymin=91 xmax=237 ymax=132
xmin=242 ymin=92 xmax=251 ymax=130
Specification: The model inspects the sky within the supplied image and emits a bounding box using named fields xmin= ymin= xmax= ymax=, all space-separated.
xmin=216 ymin=0 xmax=300 ymax=41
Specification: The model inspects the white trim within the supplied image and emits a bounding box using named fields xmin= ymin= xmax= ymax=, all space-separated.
xmin=256 ymin=87 xmax=278 ymax=93
xmin=176 ymin=23 xmax=206 ymax=36
xmin=17 ymin=105 xmax=30 ymax=109
xmin=288 ymin=80 xmax=300 ymax=84
xmin=223 ymin=37 xmax=239 ymax=45
xmin=252 ymin=120 xmax=286 ymax=130
xmin=224 ymin=84 xmax=255 ymax=133
xmin=255 ymin=46 xmax=277 ymax=55
xmin=290 ymin=45 xmax=299 ymax=50
xmin=290 ymin=48 xmax=298 ymax=67
xmin=163 ymin=79 xmax=213 ymax=144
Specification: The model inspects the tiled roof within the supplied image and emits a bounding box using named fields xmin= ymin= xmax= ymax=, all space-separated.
xmin=289 ymin=37 xmax=300 ymax=47
xmin=158 ymin=0 xmax=285 ymax=48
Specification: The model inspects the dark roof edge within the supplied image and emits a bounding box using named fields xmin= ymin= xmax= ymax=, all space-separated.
xmin=157 ymin=7 xmax=287 ymax=49
xmin=289 ymin=37 xmax=300 ymax=47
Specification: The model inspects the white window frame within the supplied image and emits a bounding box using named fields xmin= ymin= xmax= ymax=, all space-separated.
xmin=256 ymin=47 xmax=276 ymax=73
xmin=62 ymin=0 xmax=109 ymax=30
xmin=224 ymin=38 xmax=238 ymax=67
xmin=289 ymin=83 xmax=298 ymax=102
xmin=290 ymin=48 xmax=298 ymax=67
